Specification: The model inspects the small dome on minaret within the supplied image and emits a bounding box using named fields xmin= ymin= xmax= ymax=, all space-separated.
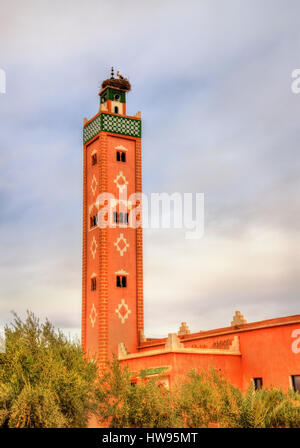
xmin=101 ymin=67 xmax=131 ymax=92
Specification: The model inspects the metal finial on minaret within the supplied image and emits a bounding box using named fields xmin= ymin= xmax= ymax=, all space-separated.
xmin=111 ymin=67 xmax=114 ymax=79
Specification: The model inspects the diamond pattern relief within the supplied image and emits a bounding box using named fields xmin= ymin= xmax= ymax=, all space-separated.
xmin=113 ymin=171 xmax=128 ymax=192
xmin=90 ymin=236 xmax=97 ymax=259
xmin=114 ymin=233 xmax=129 ymax=256
xmin=115 ymin=299 xmax=131 ymax=324
xmin=91 ymin=175 xmax=98 ymax=196
xmin=90 ymin=303 xmax=98 ymax=328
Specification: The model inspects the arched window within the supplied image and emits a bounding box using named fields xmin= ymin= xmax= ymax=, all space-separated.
xmin=114 ymin=106 xmax=119 ymax=114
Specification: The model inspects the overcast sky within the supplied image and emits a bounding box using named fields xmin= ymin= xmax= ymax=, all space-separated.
xmin=0 ymin=0 xmax=299 ymax=339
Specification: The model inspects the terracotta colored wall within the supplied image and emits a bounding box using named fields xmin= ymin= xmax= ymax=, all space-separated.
xmin=82 ymin=127 xmax=143 ymax=368
xmin=181 ymin=323 xmax=300 ymax=391
xmin=121 ymin=322 xmax=300 ymax=392
xmin=106 ymin=135 xmax=138 ymax=357
xmin=238 ymin=323 xmax=300 ymax=391
xmin=82 ymin=137 xmax=101 ymax=360
xmin=121 ymin=352 xmax=242 ymax=389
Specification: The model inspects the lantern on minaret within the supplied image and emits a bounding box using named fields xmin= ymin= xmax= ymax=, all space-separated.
xmin=82 ymin=69 xmax=143 ymax=368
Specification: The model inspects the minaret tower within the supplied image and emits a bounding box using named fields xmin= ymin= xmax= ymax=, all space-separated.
xmin=82 ymin=70 xmax=143 ymax=368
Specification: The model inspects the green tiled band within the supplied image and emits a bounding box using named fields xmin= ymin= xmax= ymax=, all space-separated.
xmin=83 ymin=113 xmax=142 ymax=144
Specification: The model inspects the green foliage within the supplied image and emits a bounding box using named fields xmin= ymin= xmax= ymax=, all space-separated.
xmin=177 ymin=368 xmax=241 ymax=427
xmin=96 ymin=361 xmax=300 ymax=428
xmin=234 ymin=385 xmax=300 ymax=428
xmin=177 ymin=369 xmax=300 ymax=428
xmin=1 ymin=312 xmax=299 ymax=428
xmin=0 ymin=312 xmax=99 ymax=428
xmin=95 ymin=357 xmax=182 ymax=428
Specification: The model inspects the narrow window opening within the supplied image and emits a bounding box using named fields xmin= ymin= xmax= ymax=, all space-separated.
xmin=116 ymin=151 xmax=126 ymax=162
xmin=92 ymin=154 xmax=97 ymax=165
xmin=292 ymin=375 xmax=300 ymax=393
xmin=116 ymin=275 xmax=127 ymax=288
xmin=253 ymin=378 xmax=263 ymax=390
xmin=114 ymin=106 xmax=119 ymax=114
xmin=119 ymin=212 xmax=124 ymax=224
xmin=113 ymin=212 xmax=118 ymax=223
xmin=90 ymin=215 xmax=97 ymax=228
xmin=91 ymin=277 xmax=97 ymax=291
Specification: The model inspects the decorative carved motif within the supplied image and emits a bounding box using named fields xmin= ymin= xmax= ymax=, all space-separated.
xmin=90 ymin=236 xmax=97 ymax=259
xmin=114 ymin=233 xmax=129 ymax=256
xmin=91 ymin=175 xmax=98 ymax=196
xmin=89 ymin=303 xmax=98 ymax=328
xmin=118 ymin=342 xmax=128 ymax=358
xmin=178 ymin=322 xmax=190 ymax=335
xmin=115 ymin=299 xmax=131 ymax=324
xmin=231 ymin=311 xmax=247 ymax=326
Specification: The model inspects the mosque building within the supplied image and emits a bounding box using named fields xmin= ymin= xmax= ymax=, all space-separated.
xmin=81 ymin=70 xmax=300 ymax=394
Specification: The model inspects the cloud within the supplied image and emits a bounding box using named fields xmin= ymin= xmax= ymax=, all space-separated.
xmin=0 ymin=0 xmax=299 ymax=338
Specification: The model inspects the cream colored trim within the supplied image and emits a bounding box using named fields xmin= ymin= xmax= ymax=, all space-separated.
xmin=115 ymin=299 xmax=131 ymax=324
xmin=90 ymin=273 xmax=97 ymax=278
xmin=99 ymin=103 xmax=108 ymax=112
xmin=114 ymin=233 xmax=130 ymax=256
xmin=119 ymin=346 xmax=241 ymax=361
xmin=110 ymin=199 xmax=132 ymax=209
xmin=114 ymin=171 xmax=129 ymax=192
xmin=90 ymin=237 xmax=97 ymax=259
xmin=111 ymin=101 xmax=123 ymax=114
xmin=89 ymin=304 xmax=98 ymax=328
xmin=90 ymin=175 xmax=98 ymax=196
xmin=115 ymin=145 xmax=128 ymax=152
xmin=115 ymin=269 xmax=129 ymax=276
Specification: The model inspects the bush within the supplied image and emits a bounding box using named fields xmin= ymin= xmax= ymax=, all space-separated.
xmin=1 ymin=313 xmax=299 ymax=428
xmin=95 ymin=361 xmax=300 ymax=428
xmin=95 ymin=357 xmax=182 ymax=428
xmin=0 ymin=312 xmax=99 ymax=427
xmin=177 ymin=368 xmax=300 ymax=428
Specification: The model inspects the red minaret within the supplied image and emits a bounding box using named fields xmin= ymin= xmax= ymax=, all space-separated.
xmin=81 ymin=69 xmax=143 ymax=368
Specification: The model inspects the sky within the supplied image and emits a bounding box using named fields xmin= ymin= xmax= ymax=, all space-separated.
xmin=0 ymin=0 xmax=299 ymax=339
